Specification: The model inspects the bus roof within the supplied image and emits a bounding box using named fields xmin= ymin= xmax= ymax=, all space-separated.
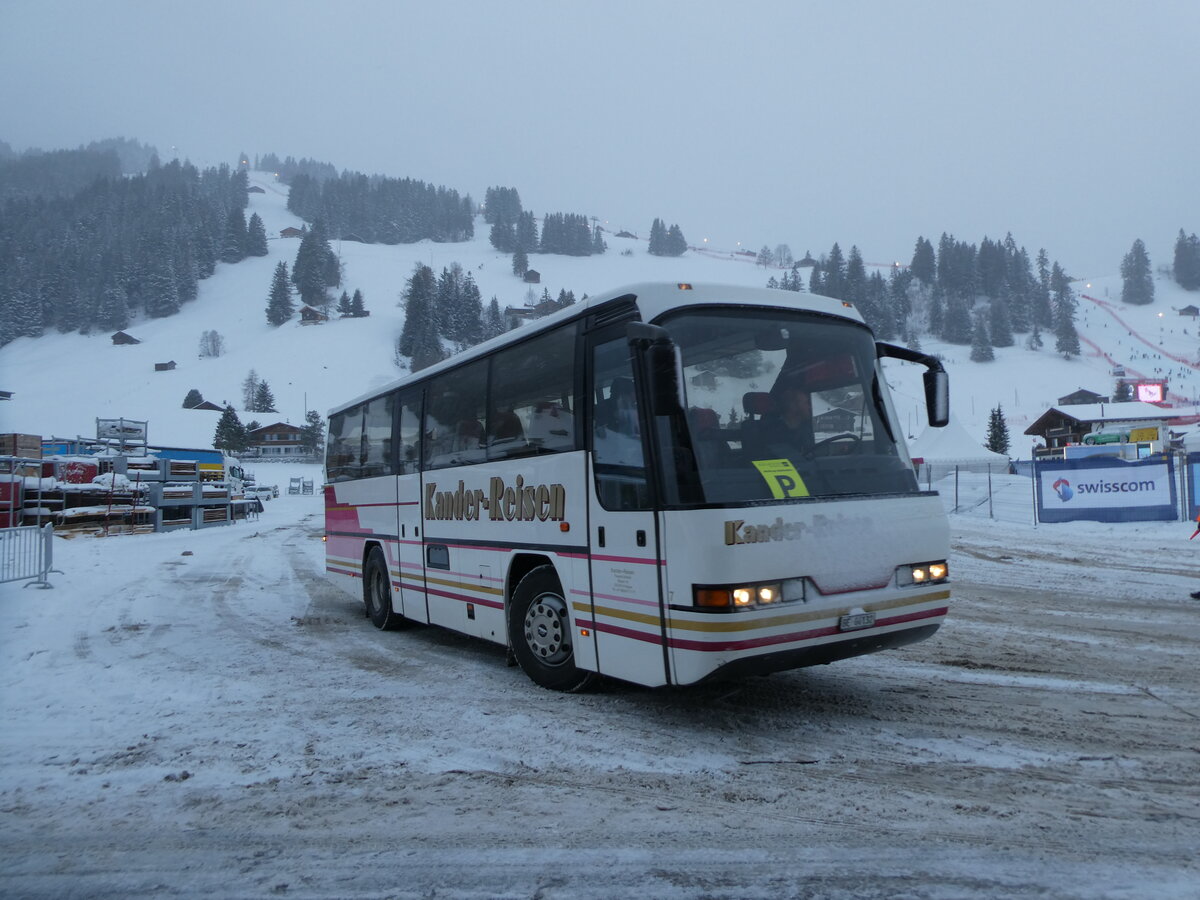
xmin=329 ymin=282 xmax=866 ymax=416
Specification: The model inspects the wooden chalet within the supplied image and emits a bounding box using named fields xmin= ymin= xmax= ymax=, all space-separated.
xmin=154 ymin=361 xmax=177 ymax=372
xmin=300 ymin=305 xmax=329 ymax=325
xmin=280 ymin=226 xmax=304 ymax=238
xmin=1179 ymin=304 xmax=1199 ymax=318
xmin=188 ymin=400 xmax=223 ymax=411
xmin=523 ymin=269 xmax=541 ymax=284
xmin=245 ymin=421 xmax=307 ymax=457
xmin=1024 ymin=402 xmax=1170 ymax=449
xmin=111 ymin=331 xmax=140 ymax=345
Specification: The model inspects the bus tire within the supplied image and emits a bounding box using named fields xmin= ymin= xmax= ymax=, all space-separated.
xmin=508 ymin=565 xmax=595 ymax=692
xmin=363 ymin=546 xmax=403 ymax=630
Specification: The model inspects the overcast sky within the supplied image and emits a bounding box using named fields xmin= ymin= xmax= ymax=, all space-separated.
xmin=2 ymin=0 xmax=1196 ymax=277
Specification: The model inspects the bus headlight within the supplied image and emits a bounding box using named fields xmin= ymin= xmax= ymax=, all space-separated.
xmin=692 ymin=579 xmax=802 ymax=611
xmin=896 ymin=560 xmax=949 ymax=587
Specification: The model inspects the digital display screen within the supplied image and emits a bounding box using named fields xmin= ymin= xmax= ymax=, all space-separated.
xmin=1135 ymin=382 xmax=1165 ymax=403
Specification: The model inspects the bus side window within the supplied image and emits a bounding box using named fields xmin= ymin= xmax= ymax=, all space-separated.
xmin=362 ymin=393 xmax=395 ymax=478
xmin=396 ymin=389 xmax=422 ymax=475
xmin=326 ymin=404 xmax=364 ymax=482
xmin=487 ymin=324 xmax=579 ymax=461
xmin=591 ymin=337 xmax=651 ymax=510
xmin=424 ymin=360 xmax=488 ymax=470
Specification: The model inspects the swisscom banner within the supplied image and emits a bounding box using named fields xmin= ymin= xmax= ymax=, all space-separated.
xmin=1036 ymin=456 xmax=1177 ymax=524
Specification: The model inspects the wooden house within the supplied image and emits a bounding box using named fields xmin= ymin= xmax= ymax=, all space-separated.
xmin=111 ymin=331 xmax=140 ymax=345
xmin=154 ymin=361 xmax=177 ymax=372
xmin=300 ymin=305 xmax=329 ymax=325
xmin=280 ymin=226 xmax=304 ymax=238
xmin=245 ymin=422 xmax=307 ymax=457
xmin=523 ymin=269 xmax=541 ymax=284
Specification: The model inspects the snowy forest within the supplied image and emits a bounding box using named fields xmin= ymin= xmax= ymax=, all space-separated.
xmin=2 ymin=140 xmax=1198 ymax=361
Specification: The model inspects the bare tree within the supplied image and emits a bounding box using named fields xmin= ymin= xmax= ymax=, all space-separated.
xmin=198 ymin=330 xmax=224 ymax=358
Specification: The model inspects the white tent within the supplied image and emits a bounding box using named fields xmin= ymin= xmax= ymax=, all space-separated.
xmin=908 ymin=415 xmax=1010 ymax=480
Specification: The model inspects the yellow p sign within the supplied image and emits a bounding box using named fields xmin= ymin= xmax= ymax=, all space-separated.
xmin=752 ymin=459 xmax=810 ymax=499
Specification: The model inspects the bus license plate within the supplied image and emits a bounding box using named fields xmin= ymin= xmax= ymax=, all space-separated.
xmin=839 ymin=611 xmax=876 ymax=632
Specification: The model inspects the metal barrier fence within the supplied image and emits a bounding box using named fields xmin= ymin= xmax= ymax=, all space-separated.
xmin=0 ymin=523 xmax=56 ymax=588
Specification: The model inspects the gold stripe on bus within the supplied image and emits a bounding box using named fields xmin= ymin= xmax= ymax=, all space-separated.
xmin=572 ymin=588 xmax=947 ymax=634
xmin=329 ymin=557 xmax=363 ymax=571
xmin=424 ymin=574 xmax=505 ymax=597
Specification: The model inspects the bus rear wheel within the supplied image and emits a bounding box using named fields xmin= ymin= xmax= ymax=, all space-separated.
xmin=363 ymin=546 xmax=404 ymax=630
xmin=508 ymin=565 xmax=595 ymax=692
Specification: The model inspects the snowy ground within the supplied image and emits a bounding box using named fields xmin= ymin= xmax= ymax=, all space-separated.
xmin=2 ymin=465 xmax=1198 ymax=899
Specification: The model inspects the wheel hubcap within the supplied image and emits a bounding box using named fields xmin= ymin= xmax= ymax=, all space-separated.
xmin=523 ymin=592 xmax=570 ymax=666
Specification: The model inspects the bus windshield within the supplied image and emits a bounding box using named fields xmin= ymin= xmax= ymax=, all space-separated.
xmin=656 ymin=308 xmax=919 ymax=505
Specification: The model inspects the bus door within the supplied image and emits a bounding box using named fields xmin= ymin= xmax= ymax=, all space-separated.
xmin=585 ymin=329 xmax=671 ymax=687
xmin=394 ymin=387 xmax=428 ymax=622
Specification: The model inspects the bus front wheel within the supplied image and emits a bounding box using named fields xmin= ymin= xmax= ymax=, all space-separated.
xmin=363 ymin=546 xmax=404 ymax=630
xmin=508 ymin=565 xmax=595 ymax=692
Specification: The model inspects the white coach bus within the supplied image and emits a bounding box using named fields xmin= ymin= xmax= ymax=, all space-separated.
xmin=325 ymin=282 xmax=951 ymax=690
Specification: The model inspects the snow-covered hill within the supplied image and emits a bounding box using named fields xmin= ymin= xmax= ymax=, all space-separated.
xmin=2 ymin=171 xmax=1198 ymax=453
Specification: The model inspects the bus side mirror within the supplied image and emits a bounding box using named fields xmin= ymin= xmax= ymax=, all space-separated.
xmin=876 ymin=341 xmax=949 ymax=428
xmin=627 ymin=323 xmax=684 ymax=416
xmin=924 ymin=369 xmax=949 ymax=427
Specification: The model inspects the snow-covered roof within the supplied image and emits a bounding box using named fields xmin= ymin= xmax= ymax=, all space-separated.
xmin=1044 ymin=401 xmax=1169 ymax=424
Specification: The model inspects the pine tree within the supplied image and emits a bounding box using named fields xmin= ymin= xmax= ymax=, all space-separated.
xmin=943 ymin=295 xmax=974 ymax=345
xmin=490 ymin=221 xmax=515 ymax=252
xmin=183 ymin=388 xmax=204 ymax=409
xmin=1007 ymin=247 xmax=1034 ymax=333
xmin=665 ymin=224 xmax=687 ymax=256
xmin=1119 ymin=238 xmax=1154 ymax=305
xmin=214 ymin=405 xmax=248 ymax=453
xmin=1051 ymin=262 xmax=1080 ymax=358
xmin=845 ymin=246 xmax=868 ymax=315
xmin=516 ymin=211 xmax=539 ymax=253
xmin=986 ymin=405 xmax=1010 ymax=455
xmin=512 ymin=245 xmax=528 ymax=277
xmin=220 ymin=207 xmax=247 ymax=263
xmin=253 ymin=381 xmax=276 ymax=412
xmin=823 ymin=243 xmax=846 ymax=299
xmin=648 ymin=218 xmax=667 ymax=255
xmin=291 ymin=219 xmax=338 ymax=307
xmin=1173 ymin=229 xmax=1200 ymax=290
xmin=989 ymin=287 xmax=1015 ymax=347
xmin=300 ymin=410 xmax=325 ymax=455
xmin=757 ymin=245 xmax=773 ymax=267
xmin=928 ymin=285 xmax=945 ymax=337
xmin=398 ymin=263 xmax=443 ymax=371
xmin=336 ymin=290 xmax=352 ymax=316
xmin=484 ymin=296 xmax=505 ymax=339
xmin=1033 ymin=249 xmax=1052 ymax=327
xmin=350 ymin=288 xmax=365 ymax=317
xmin=144 ymin=255 xmax=181 ymax=318
xmin=266 ymin=261 xmax=294 ymax=326
xmin=246 ymin=213 xmax=269 ymax=256
xmin=97 ymin=283 xmax=129 ymax=331
xmin=970 ymin=309 xmax=994 ymax=361
xmin=910 ymin=236 xmax=936 ymax=285
xmin=1113 ymin=379 xmax=1133 ymax=402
